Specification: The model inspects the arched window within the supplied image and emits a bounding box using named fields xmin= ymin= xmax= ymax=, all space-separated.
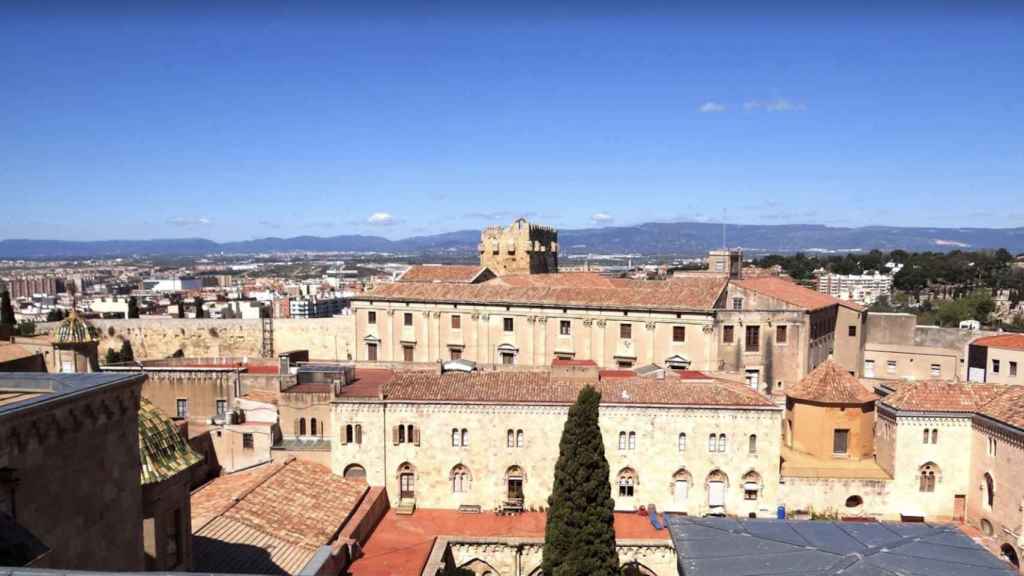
xmin=742 ymin=471 xmax=762 ymax=500
xmin=461 ymin=428 xmax=469 ymax=447
xmin=617 ymin=468 xmax=637 ymax=498
xmin=450 ymin=465 xmax=471 ymax=493
xmin=345 ymin=424 xmax=354 ymax=443
xmin=628 ymin=431 xmax=637 ymax=450
xmin=406 ymin=424 xmax=414 ymax=442
xmin=984 ymin=472 xmax=995 ymax=508
xmin=673 ymin=469 xmax=692 ymax=502
xmin=678 ymin=433 xmax=687 ymax=452
xmin=919 ymin=463 xmax=939 ymax=493
xmin=748 ymin=434 xmax=757 ymax=454
xmin=310 ymin=418 xmax=318 ymax=437
xmin=932 ymin=429 xmax=938 ymax=444
xmin=708 ymin=434 xmax=717 ymax=452
xmin=845 ymin=495 xmax=864 ymax=508
xmin=619 ymin=431 xmax=627 ymax=450
xmin=398 ymin=425 xmax=406 ymax=444
xmin=451 ymin=428 xmax=460 ymax=447
xmin=508 ymin=429 xmax=515 ymax=447
xmin=299 ymin=418 xmax=307 ymax=436
xmin=516 ymin=430 xmax=524 ymax=447
xmin=923 ymin=428 xmax=930 ymax=444
xmin=718 ymin=434 xmax=727 ymax=453
xmin=343 ymin=464 xmax=366 ymax=480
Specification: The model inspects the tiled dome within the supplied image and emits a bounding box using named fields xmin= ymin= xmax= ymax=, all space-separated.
xmin=138 ymin=398 xmax=203 ymax=485
xmin=54 ymin=309 xmax=93 ymax=344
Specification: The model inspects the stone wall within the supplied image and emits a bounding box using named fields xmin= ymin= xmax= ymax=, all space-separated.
xmin=91 ymin=317 xmax=354 ymax=361
xmin=778 ymin=477 xmax=892 ymax=520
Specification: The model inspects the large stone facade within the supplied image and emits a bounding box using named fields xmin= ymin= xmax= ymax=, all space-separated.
xmin=969 ymin=416 xmax=1024 ymax=570
xmin=479 ymin=218 xmax=558 ymax=275
xmin=332 ymin=398 xmax=782 ymax=518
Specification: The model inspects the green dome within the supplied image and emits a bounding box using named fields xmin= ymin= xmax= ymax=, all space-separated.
xmin=138 ymin=398 xmax=203 ymax=485
xmin=54 ymin=310 xmax=93 ymax=344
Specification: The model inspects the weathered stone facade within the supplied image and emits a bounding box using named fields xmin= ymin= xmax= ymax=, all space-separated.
xmin=479 ymin=218 xmax=558 ymax=275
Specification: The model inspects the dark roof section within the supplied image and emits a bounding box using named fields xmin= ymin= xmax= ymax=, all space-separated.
xmin=667 ymin=515 xmax=1016 ymax=575
xmin=0 ymin=373 xmax=145 ymax=417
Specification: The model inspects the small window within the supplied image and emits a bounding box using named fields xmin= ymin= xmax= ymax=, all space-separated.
xmin=919 ymin=464 xmax=938 ymax=493
xmin=403 ymin=345 xmax=414 ymax=362
xmin=708 ymin=433 xmax=717 ymax=452
xmin=886 ymin=360 xmax=897 ymax=374
xmin=930 ymin=364 xmax=941 ymax=377
xmin=619 ymin=431 xmax=627 ymax=450
xmin=560 ymin=320 xmax=571 ymax=336
xmin=507 ymin=429 xmax=515 ymax=448
xmin=848 ymin=325 xmax=857 ymax=337
xmin=678 ymin=433 xmax=687 ymax=452
xmin=501 ymin=352 xmax=515 ymax=365
xmin=451 ymin=315 xmax=461 ymax=330
xmin=403 ymin=312 xmax=413 ymax=327
xmin=745 ymin=325 xmax=760 ymax=352
xmin=1011 ymin=361 xmax=1018 ymax=377
xmin=450 ymin=347 xmax=462 ymax=361
xmin=628 ymin=431 xmax=636 ymax=450
xmin=673 ymin=326 xmax=686 ymax=342
xmin=242 ymin=433 xmax=254 ymax=450
xmin=833 ymin=429 xmax=849 ymax=454
xmin=616 ymin=360 xmax=633 ymax=369
xmin=451 ymin=466 xmax=470 ymax=493
xmin=775 ymin=325 xmax=787 ymax=344
xmin=452 ymin=428 xmax=461 ymax=447
xmin=620 ymin=323 xmax=632 ymax=339
xmin=516 ymin=430 xmax=524 ymax=447
xmin=988 ymin=437 xmax=998 ymax=456
xmin=366 ymin=343 xmax=378 ymax=361
xmin=931 ymin=429 xmax=938 ymax=444
xmin=368 ymin=311 xmax=377 ymax=325
xmin=845 ymin=495 xmax=863 ymax=508
xmin=617 ymin=469 xmax=636 ymax=497
xmin=993 ymin=359 xmax=1000 ymax=374
xmin=461 ymin=428 xmax=469 ymax=446
xmin=723 ymin=325 xmax=734 ymax=343
xmin=732 ymin=297 xmax=743 ymax=310
xmin=923 ymin=428 xmax=931 ymax=444
xmin=748 ymin=434 xmax=757 ymax=454
xmin=216 ymin=399 xmax=227 ymax=417
xmin=176 ymin=399 xmax=188 ymax=419
xmin=717 ymin=433 xmax=727 ymax=453
xmin=503 ymin=317 xmax=514 ymax=332
xmin=310 ymin=418 xmax=318 ymax=436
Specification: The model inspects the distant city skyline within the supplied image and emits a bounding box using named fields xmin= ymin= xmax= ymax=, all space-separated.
xmin=2 ymin=2 xmax=1022 ymax=242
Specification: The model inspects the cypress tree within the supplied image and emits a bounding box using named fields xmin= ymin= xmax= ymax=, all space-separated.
xmin=1 ymin=290 xmax=15 ymax=326
xmin=542 ymin=385 xmax=619 ymax=576
xmin=128 ymin=296 xmax=139 ymax=319
xmin=120 ymin=339 xmax=135 ymax=362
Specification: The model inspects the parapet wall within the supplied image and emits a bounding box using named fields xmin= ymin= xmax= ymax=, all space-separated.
xmin=90 ymin=317 xmax=355 ymax=361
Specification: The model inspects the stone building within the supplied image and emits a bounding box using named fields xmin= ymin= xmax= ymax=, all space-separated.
xmin=784 ymin=359 xmax=878 ymax=461
xmin=967 ymin=334 xmax=1024 ymax=385
xmin=0 ymin=372 xmax=147 ymax=570
xmin=331 ymin=367 xmax=783 ymax=518
xmin=478 ymin=218 xmax=558 ymax=275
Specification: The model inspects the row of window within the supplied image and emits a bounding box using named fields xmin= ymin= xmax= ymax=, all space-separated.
xmin=991 ymin=359 xmax=1019 ymax=377
xmin=863 ymin=359 xmax=944 ymax=378
xmin=720 ymin=325 xmax=780 ymax=352
xmin=175 ymin=398 xmax=229 ymax=419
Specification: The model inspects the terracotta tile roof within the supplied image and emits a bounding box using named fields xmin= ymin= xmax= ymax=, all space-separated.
xmin=786 ymin=360 xmax=878 ymax=405
xmin=241 ymin=388 xmax=280 ymax=405
xmin=972 ymin=333 xmax=1024 ymax=351
xmin=398 ymin=265 xmax=490 ymax=283
xmin=192 ymin=458 xmax=367 ymax=575
xmin=360 ymin=273 xmax=728 ymax=312
xmin=731 ymin=276 xmax=840 ymax=311
xmin=977 ymin=385 xmax=1024 ymax=430
xmin=880 ymin=380 xmax=1008 ymax=414
xmin=380 ymin=370 xmax=776 ymax=408
xmin=0 ymin=344 xmax=37 ymax=364
xmin=551 ymin=358 xmax=598 ymax=367
xmin=337 ymin=368 xmax=395 ymax=398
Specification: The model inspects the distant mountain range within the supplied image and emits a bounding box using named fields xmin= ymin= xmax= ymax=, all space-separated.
xmin=2 ymin=222 xmax=1023 ymax=259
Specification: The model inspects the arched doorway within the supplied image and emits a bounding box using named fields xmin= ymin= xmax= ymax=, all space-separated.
xmin=621 ymin=561 xmax=657 ymax=575
xmin=397 ymin=462 xmax=416 ymax=500
xmin=706 ymin=469 xmax=729 ymax=512
xmin=459 ymin=558 xmax=500 ymax=576
xmin=672 ymin=469 xmax=692 ymax=506
xmin=1001 ymin=544 xmax=1019 ymax=569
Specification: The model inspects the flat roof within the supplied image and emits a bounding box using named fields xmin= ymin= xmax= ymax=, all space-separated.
xmin=667 ymin=515 xmax=1015 ymax=575
xmin=0 ymin=372 xmax=145 ymax=417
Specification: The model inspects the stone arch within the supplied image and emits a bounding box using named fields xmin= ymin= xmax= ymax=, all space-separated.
xmin=845 ymin=495 xmax=864 ymax=509
xmin=617 ymin=467 xmax=638 ymax=498
xmin=459 ymin=558 xmax=501 ymax=576
xmin=706 ymin=469 xmax=729 ymax=486
xmin=671 ymin=468 xmax=692 ymax=502
xmin=1001 ymin=544 xmax=1019 ymax=569
xmin=450 ymin=463 xmax=472 ymax=493
xmin=621 ymin=562 xmax=658 ymax=576
xmin=397 ymin=461 xmax=416 ymax=498
xmin=343 ymin=463 xmax=366 ymax=481
xmin=918 ymin=462 xmax=940 ymax=492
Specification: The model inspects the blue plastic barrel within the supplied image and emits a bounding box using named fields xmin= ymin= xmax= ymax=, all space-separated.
xmin=777 ymin=505 xmax=786 ymax=519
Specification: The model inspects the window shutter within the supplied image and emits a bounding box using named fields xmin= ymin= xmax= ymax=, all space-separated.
xmin=392 ymin=425 xmax=399 ymax=445
xmin=355 ymin=425 xmax=362 ymax=445
xmin=413 ymin=427 xmax=421 ymax=446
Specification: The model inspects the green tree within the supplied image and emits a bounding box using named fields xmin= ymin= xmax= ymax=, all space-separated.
xmin=1 ymin=290 xmax=15 ymax=326
xmin=127 ymin=296 xmax=139 ymax=319
xmin=46 ymin=308 xmax=65 ymax=322
xmin=16 ymin=321 xmax=35 ymax=336
xmin=119 ymin=339 xmax=135 ymax=362
xmin=542 ymin=386 xmax=619 ymax=576
xmin=105 ymin=347 xmax=122 ymax=364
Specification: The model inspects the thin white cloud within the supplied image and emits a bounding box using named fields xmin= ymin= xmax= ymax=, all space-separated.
xmin=591 ymin=212 xmax=614 ymax=225
xmin=367 ymin=212 xmax=395 ymax=225
xmin=744 ymin=99 xmax=806 ymax=112
xmin=167 ymin=216 xmax=212 ymax=226
xmin=698 ymin=101 xmax=727 ymax=113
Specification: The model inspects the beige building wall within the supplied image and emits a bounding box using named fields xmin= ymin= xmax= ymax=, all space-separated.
xmin=862 ymin=344 xmax=959 ymax=381
xmin=209 ymin=423 xmax=274 ymax=473
xmin=833 ymin=305 xmax=865 ymax=376
xmin=279 ymin=389 xmax=333 ymax=439
xmin=983 ymin=347 xmax=1024 ymax=385
xmin=332 ymin=400 xmax=782 ymax=518
xmin=778 ymin=477 xmax=892 ymax=518
xmin=786 ymin=401 xmax=874 ymax=461
xmin=968 ymin=420 xmax=1024 ymax=569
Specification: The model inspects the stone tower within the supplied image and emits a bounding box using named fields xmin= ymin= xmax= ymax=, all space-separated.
xmin=707 ymin=249 xmax=743 ymax=279
xmin=479 ymin=218 xmax=558 ymax=275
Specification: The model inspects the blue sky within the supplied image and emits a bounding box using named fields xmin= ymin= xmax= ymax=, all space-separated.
xmin=2 ymin=2 xmax=1022 ymax=241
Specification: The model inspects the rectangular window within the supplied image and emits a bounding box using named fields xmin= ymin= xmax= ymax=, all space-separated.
xmin=930 ymin=364 xmax=941 ymax=377
xmin=864 ymin=359 xmax=875 ymax=377
xmin=993 ymin=359 xmax=1000 ymax=374
xmin=403 ymin=312 xmax=413 ymax=327
xmin=242 ymin=433 xmax=254 ymax=450
xmin=833 ymin=429 xmax=849 ymax=455
xmin=176 ymin=399 xmax=188 ymax=419
xmin=1011 ymin=361 xmax=1018 ymax=377
xmin=560 ymin=320 xmax=571 ymax=336
xmin=617 ymin=360 xmax=634 ymax=369
xmin=620 ymin=323 xmax=632 ymax=339
xmin=745 ymin=325 xmax=760 ymax=352
xmin=451 ymin=315 xmax=461 ymax=330
xmin=403 ymin=345 xmax=414 ymax=362
xmin=368 ymin=311 xmax=376 ymax=325
xmin=366 ymin=343 xmax=378 ymax=361
xmin=886 ymin=360 xmax=897 ymax=374
xmin=503 ymin=317 xmax=514 ymax=332
xmin=502 ymin=352 xmax=515 ymax=365
xmin=673 ymin=326 xmax=686 ymax=342
xmin=732 ymin=297 xmax=743 ymax=310
xmin=216 ymin=399 xmax=227 ymax=417
xmin=848 ymin=325 xmax=857 ymax=337
xmin=776 ymin=325 xmax=788 ymax=344
xmin=450 ymin=347 xmax=462 ymax=361
xmin=723 ymin=325 xmax=734 ymax=343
